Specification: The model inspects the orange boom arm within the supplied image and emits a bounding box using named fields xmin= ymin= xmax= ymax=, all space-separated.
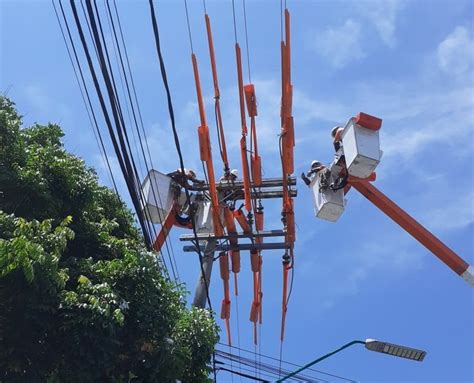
xmin=351 ymin=180 xmax=473 ymax=284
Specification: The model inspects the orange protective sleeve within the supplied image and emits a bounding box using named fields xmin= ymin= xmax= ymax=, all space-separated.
xmin=233 ymin=209 xmax=250 ymax=233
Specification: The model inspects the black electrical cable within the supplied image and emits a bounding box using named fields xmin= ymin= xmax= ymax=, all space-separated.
xmin=74 ymin=1 xmax=165 ymax=269
xmin=147 ymin=2 xmax=216 ymax=380
xmin=148 ymin=0 xmax=212 ymax=309
xmin=217 ymin=344 xmax=357 ymax=383
xmin=217 ymin=350 xmax=328 ymax=383
xmin=53 ymin=0 xmax=120 ymax=200
xmin=110 ymin=0 xmax=180 ymax=280
xmin=87 ymin=0 xmax=159 ymax=252
xmin=69 ymin=0 xmax=154 ymax=252
xmin=104 ymin=4 xmax=145 ymax=180
xmin=217 ymin=366 xmax=269 ymax=382
xmin=216 ymin=350 xmax=325 ymax=383
xmin=106 ymin=0 xmax=180 ymax=282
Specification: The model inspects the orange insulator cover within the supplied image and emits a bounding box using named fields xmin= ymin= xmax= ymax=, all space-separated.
xmin=240 ymin=138 xmax=252 ymax=212
xmin=224 ymin=208 xmax=237 ymax=232
xmin=198 ymin=125 xmax=211 ymax=161
xmin=223 ymin=208 xmax=241 ymax=274
xmin=251 ymin=154 xmax=262 ymax=186
xmin=285 ymin=209 xmax=295 ymax=245
xmin=286 ymin=115 xmax=295 ymax=148
xmin=244 ymin=84 xmax=257 ymax=118
xmin=221 ymin=299 xmax=231 ymax=320
xmin=249 ymin=301 xmax=259 ymax=323
xmin=231 ymin=251 xmax=241 ymax=274
xmin=219 ymin=252 xmax=229 ymax=281
xmin=255 ymin=210 xmax=264 ymax=245
xmin=250 ymin=250 xmax=260 ymax=273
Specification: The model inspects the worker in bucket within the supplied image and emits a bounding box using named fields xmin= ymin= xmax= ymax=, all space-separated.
xmin=331 ymin=125 xmax=344 ymax=152
xmin=220 ymin=169 xmax=238 ymax=182
xmin=167 ymin=168 xmax=203 ymax=188
xmin=301 ymin=160 xmax=325 ymax=186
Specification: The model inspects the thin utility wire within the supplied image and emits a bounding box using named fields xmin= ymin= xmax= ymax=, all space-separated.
xmin=68 ymin=0 xmax=157 ymax=257
xmin=147 ymin=2 xmax=216 ymax=380
xmin=183 ymin=0 xmax=194 ymax=53
xmin=107 ymin=0 xmax=180 ymax=282
xmin=52 ymin=0 xmax=116 ymax=194
xmin=217 ymin=343 xmax=358 ymax=382
xmin=90 ymin=0 xmax=162 ymax=258
xmin=231 ymin=0 xmax=238 ymax=44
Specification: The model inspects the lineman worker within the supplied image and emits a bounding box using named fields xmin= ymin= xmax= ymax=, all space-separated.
xmin=301 ymin=160 xmax=325 ymax=186
xmin=219 ymin=169 xmax=238 ymax=182
xmin=331 ymin=125 xmax=344 ymax=152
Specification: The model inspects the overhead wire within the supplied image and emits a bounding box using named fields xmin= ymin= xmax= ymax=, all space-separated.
xmin=110 ymin=0 xmax=178 ymax=269
xmin=106 ymin=0 xmax=180 ymax=282
xmin=68 ymin=0 xmax=159 ymax=266
xmin=147 ymin=1 xmax=216 ymax=380
xmin=52 ymin=0 xmax=119 ymax=198
xmin=218 ymin=343 xmax=357 ymax=383
xmin=216 ymin=350 xmax=329 ymax=383
xmin=55 ymin=0 xmax=161 ymax=273
xmin=103 ymin=1 xmax=145 ymax=187
xmin=88 ymin=0 xmax=162 ymax=262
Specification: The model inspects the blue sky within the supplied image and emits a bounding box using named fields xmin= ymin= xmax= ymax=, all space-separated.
xmin=1 ymin=0 xmax=473 ymax=382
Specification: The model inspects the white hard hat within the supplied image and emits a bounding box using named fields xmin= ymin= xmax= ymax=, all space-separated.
xmin=331 ymin=126 xmax=342 ymax=138
xmin=186 ymin=169 xmax=196 ymax=178
xmin=230 ymin=169 xmax=239 ymax=176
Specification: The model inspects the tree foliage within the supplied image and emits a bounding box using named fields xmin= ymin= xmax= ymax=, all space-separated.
xmin=0 ymin=96 xmax=219 ymax=382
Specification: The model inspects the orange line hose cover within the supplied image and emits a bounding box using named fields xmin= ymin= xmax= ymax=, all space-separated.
xmin=233 ymin=208 xmax=250 ymax=232
xmin=219 ymin=251 xmax=230 ymax=281
xmin=191 ymin=54 xmax=207 ymax=127
xmin=240 ymin=139 xmax=252 ymax=212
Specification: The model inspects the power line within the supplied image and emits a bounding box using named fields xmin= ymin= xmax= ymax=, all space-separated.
xmin=183 ymin=0 xmax=194 ymax=53
xmin=147 ymin=1 xmax=216 ymax=380
xmin=52 ymin=0 xmax=119 ymax=198
xmin=216 ymin=350 xmax=327 ymax=383
xmin=87 ymin=0 xmax=159 ymax=251
xmin=68 ymin=0 xmax=156 ymax=256
xmin=106 ymin=0 xmax=180 ymax=282
xmin=217 ymin=343 xmax=357 ymax=383
xmin=217 ymin=365 xmax=269 ymax=382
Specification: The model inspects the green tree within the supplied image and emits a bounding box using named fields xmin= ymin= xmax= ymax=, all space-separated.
xmin=0 ymin=96 xmax=219 ymax=382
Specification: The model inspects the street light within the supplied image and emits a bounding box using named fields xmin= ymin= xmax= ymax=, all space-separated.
xmin=365 ymin=339 xmax=426 ymax=362
xmin=276 ymin=339 xmax=426 ymax=382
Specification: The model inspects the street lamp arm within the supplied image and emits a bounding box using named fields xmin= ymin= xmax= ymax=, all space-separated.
xmin=276 ymin=340 xmax=366 ymax=382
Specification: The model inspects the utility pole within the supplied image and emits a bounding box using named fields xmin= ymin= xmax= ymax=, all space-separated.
xmin=192 ymin=238 xmax=217 ymax=308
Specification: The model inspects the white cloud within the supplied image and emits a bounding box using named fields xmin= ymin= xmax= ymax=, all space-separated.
xmin=424 ymin=191 xmax=474 ymax=232
xmin=312 ymin=19 xmax=365 ymax=69
xmin=377 ymin=86 xmax=474 ymax=161
xmin=437 ymin=26 xmax=474 ymax=76
xmin=356 ymin=0 xmax=404 ymax=47
xmin=299 ymin=239 xmax=424 ymax=309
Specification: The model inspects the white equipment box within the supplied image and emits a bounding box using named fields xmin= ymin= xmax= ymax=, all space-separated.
xmin=195 ymin=201 xmax=214 ymax=234
xmin=311 ymin=172 xmax=345 ymax=222
xmin=141 ymin=170 xmax=175 ymax=224
xmin=341 ymin=117 xmax=383 ymax=179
